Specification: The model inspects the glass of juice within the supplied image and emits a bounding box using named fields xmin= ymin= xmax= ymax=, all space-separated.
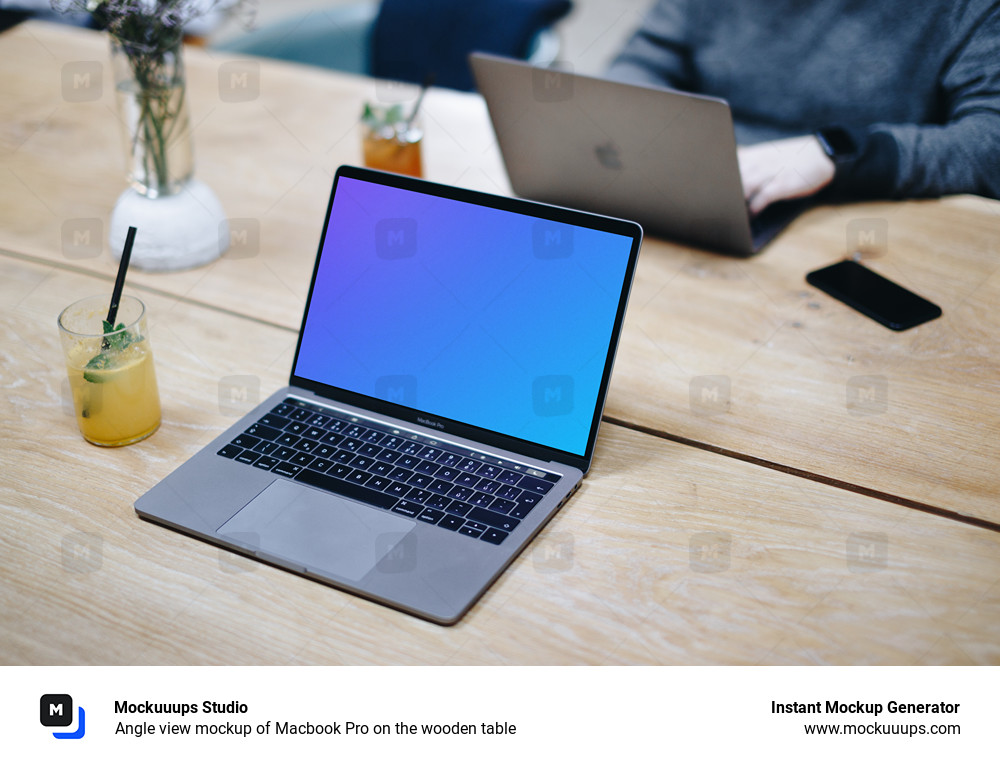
xmin=361 ymin=103 xmax=423 ymax=177
xmin=58 ymin=294 xmax=161 ymax=447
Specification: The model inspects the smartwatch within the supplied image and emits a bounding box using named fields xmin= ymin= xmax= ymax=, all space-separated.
xmin=815 ymin=126 xmax=858 ymax=168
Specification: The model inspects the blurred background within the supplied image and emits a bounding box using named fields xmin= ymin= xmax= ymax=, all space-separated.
xmin=214 ymin=0 xmax=650 ymax=77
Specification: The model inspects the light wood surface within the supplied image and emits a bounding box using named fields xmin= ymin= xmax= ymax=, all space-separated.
xmin=4 ymin=257 xmax=999 ymax=665
xmin=3 ymin=22 xmax=998 ymax=529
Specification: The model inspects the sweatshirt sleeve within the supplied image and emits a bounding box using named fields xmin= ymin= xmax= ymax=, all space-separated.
xmin=833 ymin=3 xmax=1000 ymax=200
xmin=604 ymin=0 xmax=695 ymax=91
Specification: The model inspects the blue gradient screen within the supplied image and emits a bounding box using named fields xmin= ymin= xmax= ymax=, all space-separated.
xmin=293 ymin=176 xmax=634 ymax=457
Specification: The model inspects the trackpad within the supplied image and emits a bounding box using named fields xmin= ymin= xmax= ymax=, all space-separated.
xmin=217 ymin=480 xmax=415 ymax=582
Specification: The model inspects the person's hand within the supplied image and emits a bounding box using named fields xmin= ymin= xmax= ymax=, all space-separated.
xmin=738 ymin=135 xmax=836 ymax=215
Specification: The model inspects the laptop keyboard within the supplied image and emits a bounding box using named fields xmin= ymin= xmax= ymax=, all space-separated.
xmin=215 ymin=398 xmax=560 ymax=545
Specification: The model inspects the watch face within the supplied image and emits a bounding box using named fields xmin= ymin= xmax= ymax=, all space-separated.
xmin=819 ymin=127 xmax=857 ymax=158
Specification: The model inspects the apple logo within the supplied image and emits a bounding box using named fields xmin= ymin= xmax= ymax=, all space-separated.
xmin=594 ymin=141 xmax=623 ymax=170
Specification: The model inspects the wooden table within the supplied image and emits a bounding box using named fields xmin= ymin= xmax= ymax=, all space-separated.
xmin=2 ymin=22 xmax=999 ymax=664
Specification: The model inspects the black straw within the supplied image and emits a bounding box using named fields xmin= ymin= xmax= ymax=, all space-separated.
xmin=103 ymin=226 xmax=137 ymax=348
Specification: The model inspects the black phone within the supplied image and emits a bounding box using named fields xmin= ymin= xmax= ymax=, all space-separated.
xmin=806 ymin=259 xmax=942 ymax=331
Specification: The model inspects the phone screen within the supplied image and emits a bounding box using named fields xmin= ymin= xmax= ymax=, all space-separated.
xmin=806 ymin=260 xmax=942 ymax=331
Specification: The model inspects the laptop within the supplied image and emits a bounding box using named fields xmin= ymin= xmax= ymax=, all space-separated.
xmin=470 ymin=52 xmax=807 ymax=255
xmin=136 ymin=165 xmax=642 ymax=625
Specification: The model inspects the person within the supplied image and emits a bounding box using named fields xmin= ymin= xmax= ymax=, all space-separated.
xmin=606 ymin=0 xmax=1000 ymax=214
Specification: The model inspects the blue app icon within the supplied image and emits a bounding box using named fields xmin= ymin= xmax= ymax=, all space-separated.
xmin=40 ymin=694 xmax=86 ymax=739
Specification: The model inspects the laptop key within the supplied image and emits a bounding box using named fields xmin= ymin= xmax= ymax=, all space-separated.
xmin=274 ymin=446 xmax=297 ymax=461
xmin=497 ymin=484 xmax=521 ymax=501
xmin=454 ymin=471 xmax=479 ymax=488
xmin=392 ymin=499 xmax=422 ymax=518
xmin=437 ymin=452 xmax=462 ymax=467
xmin=346 ymin=469 xmax=372 ymax=485
xmin=309 ymin=458 xmax=333 ymax=473
xmin=467 ymin=507 xmax=520 ymax=532
xmin=407 ymin=473 xmax=433 ymax=489
xmin=217 ymin=444 xmax=243 ymax=459
xmin=236 ymin=449 xmax=261 ymax=465
xmin=388 ymin=467 xmax=413 ymax=482
xmin=320 ymin=431 xmax=344 ymax=446
xmin=475 ymin=478 xmax=502 ymax=494
xmin=509 ymin=491 xmax=541 ymax=518
xmin=428 ymin=479 xmax=453 ymax=495
xmin=296 ymin=469 xmax=397 ymax=510
xmin=415 ymin=460 xmax=439 ymax=475
xmin=253 ymin=455 xmax=280 ymax=470
xmin=469 ymin=492 xmax=493 ymax=508
xmin=458 ymin=525 xmax=483 ymax=539
xmin=438 ymin=514 xmax=465 ymax=531
xmin=244 ymin=423 xmax=281 ymax=441
xmin=406 ymin=488 xmax=432 ymax=504
xmin=271 ymin=403 xmax=295 ymax=417
xmin=517 ymin=475 xmax=555 ymax=495
xmin=272 ymin=462 xmax=303 ymax=478
xmin=369 ymin=460 xmax=395 ymax=476
xmin=447 ymin=485 xmax=473 ymax=501
xmin=496 ymin=469 xmax=522 ymax=486
xmin=230 ymin=434 xmax=261 ymax=450
xmin=425 ymin=493 xmax=450 ymax=511
xmin=417 ymin=508 xmax=445 ymax=525
xmin=489 ymin=497 xmax=516 ymax=514
xmin=447 ymin=500 xmax=473 ymax=517
xmin=480 ymin=529 xmax=509 ymax=546
xmin=377 ymin=448 xmax=402 ymax=463
xmin=328 ymin=463 xmax=352 ymax=479
xmin=385 ymin=481 xmax=410 ymax=497
xmin=475 ymin=463 xmax=501 ymax=479
xmin=357 ymin=443 xmax=383 ymax=458
xmin=366 ymin=475 xmax=392 ymax=492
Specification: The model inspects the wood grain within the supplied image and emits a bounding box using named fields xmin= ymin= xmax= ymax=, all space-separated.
xmin=2 ymin=24 xmax=999 ymax=525
xmin=3 ymin=258 xmax=998 ymax=665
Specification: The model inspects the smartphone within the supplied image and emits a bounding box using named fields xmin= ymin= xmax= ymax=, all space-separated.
xmin=806 ymin=259 xmax=942 ymax=331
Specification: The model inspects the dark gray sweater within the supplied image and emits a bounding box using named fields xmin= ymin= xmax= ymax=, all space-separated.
xmin=606 ymin=0 xmax=1000 ymax=201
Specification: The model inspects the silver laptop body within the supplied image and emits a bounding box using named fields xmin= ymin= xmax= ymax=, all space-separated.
xmin=471 ymin=52 xmax=804 ymax=255
xmin=136 ymin=165 xmax=642 ymax=625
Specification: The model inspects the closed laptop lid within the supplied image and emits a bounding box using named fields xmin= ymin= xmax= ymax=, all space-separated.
xmin=289 ymin=166 xmax=642 ymax=473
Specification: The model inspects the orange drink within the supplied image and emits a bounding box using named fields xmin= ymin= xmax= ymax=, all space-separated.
xmin=58 ymin=295 xmax=161 ymax=446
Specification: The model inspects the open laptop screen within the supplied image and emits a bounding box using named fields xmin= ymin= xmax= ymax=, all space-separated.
xmin=292 ymin=170 xmax=637 ymax=458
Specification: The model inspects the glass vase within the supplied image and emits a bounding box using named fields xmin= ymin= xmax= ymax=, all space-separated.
xmin=110 ymin=36 xmax=194 ymax=198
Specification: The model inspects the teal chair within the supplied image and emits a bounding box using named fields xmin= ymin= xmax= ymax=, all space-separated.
xmin=214 ymin=1 xmax=568 ymax=89
xmin=215 ymin=2 xmax=379 ymax=76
